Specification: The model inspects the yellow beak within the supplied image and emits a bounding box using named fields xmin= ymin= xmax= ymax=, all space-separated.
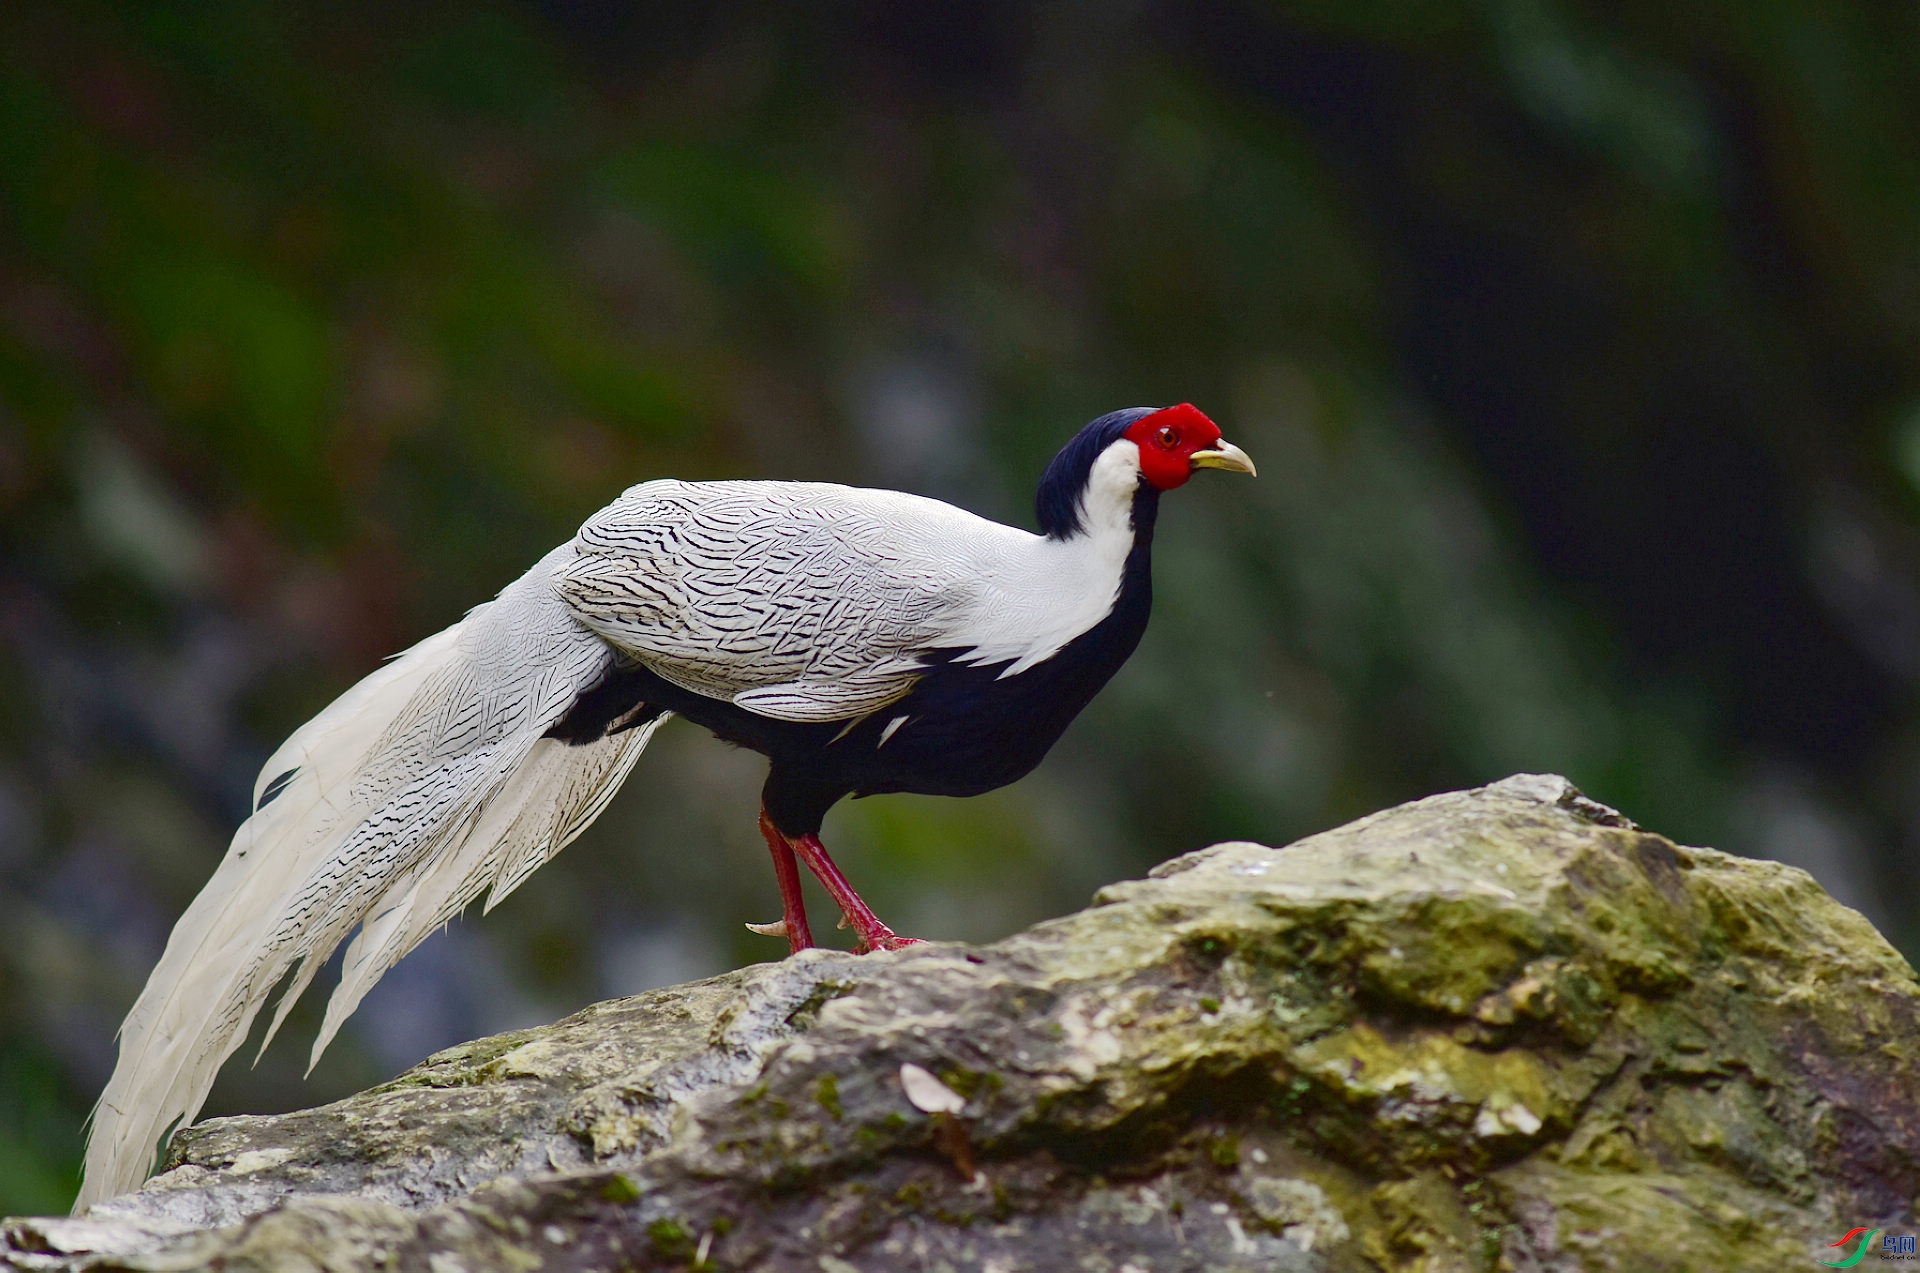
xmin=1189 ymin=440 xmax=1257 ymax=477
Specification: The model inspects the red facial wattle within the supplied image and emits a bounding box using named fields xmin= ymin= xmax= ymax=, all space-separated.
xmin=1125 ymin=403 xmax=1224 ymax=490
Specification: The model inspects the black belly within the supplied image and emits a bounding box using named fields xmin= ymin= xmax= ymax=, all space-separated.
xmin=546 ymin=601 xmax=1146 ymax=837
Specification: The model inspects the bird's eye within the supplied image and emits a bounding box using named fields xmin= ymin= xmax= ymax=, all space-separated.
xmin=1156 ymin=427 xmax=1180 ymax=450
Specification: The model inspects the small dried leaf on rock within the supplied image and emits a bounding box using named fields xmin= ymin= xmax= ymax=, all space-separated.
xmin=899 ymin=1063 xmax=967 ymax=1115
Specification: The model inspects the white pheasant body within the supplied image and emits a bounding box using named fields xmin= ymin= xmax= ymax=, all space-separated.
xmin=78 ymin=405 xmax=1254 ymax=1209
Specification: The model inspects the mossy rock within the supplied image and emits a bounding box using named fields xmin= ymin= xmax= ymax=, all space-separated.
xmin=6 ymin=774 xmax=1915 ymax=1271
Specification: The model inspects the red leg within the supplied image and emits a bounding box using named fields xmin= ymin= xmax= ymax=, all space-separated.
xmin=755 ymin=810 xmax=814 ymax=954
xmin=789 ymin=832 xmax=924 ymax=954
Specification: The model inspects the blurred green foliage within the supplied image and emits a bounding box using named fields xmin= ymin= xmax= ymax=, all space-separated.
xmin=5 ymin=0 xmax=1920 ymax=1215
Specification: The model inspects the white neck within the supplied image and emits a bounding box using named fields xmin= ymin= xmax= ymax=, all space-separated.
xmin=1071 ymin=438 xmax=1147 ymax=542
xmin=948 ymin=439 xmax=1144 ymax=675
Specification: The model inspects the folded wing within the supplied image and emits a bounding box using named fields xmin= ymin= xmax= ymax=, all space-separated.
xmin=556 ymin=480 xmax=1004 ymax=722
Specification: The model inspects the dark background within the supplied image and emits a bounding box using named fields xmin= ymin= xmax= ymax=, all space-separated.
xmin=5 ymin=0 xmax=1920 ymax=1213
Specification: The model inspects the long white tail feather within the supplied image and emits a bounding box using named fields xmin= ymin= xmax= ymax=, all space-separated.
xmin=481 ymin=727 xmax=662 ymax=915
xmin=77 ymin=547 xmax=659 ymax=1211
xmin=309 ymin=721 xmax=665 ymax=1070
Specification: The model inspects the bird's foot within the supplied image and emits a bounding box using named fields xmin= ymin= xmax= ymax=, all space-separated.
xmin=851 ymin=924 xmax=925 ymax=955
xmin=760 ymin=814 xmax=924 ymax=954
xmin=856 ymin=933 xmax=921 ymax=952
xmin=833 ymin=894 xmax=922 ymax=953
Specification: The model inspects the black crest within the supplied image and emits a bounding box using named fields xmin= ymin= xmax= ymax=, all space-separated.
xmin=1034 ymin=407 xmax=1159 ymax=539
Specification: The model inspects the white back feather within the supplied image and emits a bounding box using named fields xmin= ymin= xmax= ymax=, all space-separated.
xmin=557 ymin=472 xmax=1142 ymax=720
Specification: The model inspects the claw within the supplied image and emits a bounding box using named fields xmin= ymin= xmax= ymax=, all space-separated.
xmin=744 ymin=919 xmax=789 ymax=938
xmin=853 ymin=934 xmax=926 ymax=954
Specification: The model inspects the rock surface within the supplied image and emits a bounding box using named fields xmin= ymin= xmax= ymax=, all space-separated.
xmin=6 ymin=774 xmax=1918 ymax=1271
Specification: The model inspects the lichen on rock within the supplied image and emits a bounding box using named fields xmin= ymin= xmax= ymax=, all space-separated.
xmin=5 ymin=774 xmax=1916 ymax=1271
